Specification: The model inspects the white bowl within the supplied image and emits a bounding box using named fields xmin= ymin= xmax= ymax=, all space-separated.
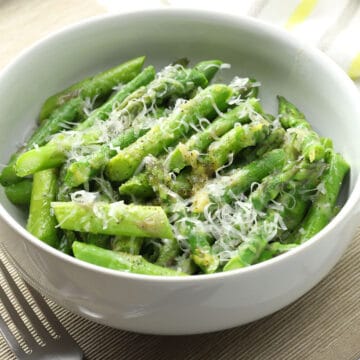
xmin=1 ymin=9 xmax=360 ymax=335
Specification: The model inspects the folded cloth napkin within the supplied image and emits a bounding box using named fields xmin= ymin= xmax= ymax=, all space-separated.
xmin=98 ymin=0 xmax=360 ymax=86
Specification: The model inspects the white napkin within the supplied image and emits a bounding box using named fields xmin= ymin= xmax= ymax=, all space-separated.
xmin=98 ymin=0 xmax=360 ymax=88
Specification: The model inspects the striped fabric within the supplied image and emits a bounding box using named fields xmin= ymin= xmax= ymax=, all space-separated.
xmin=98 ymin=0 xmax=360 ymax=86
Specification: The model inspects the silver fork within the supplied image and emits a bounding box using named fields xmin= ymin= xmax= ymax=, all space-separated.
xmin=0 ymin=258 xmax=83 ymax=359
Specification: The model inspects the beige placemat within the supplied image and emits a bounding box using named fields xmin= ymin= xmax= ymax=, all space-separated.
xmin=1 ymin=227 xmax=360 ymax=360
xmin=1 ymin=1 xmax=360 ymax=359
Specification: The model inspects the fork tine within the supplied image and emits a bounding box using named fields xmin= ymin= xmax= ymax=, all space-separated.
xmin=0 ymin=256 xmax=83 ymax=360
xmin=25 ymin=284 xmax=84 ymax=358
xmin=0 ymin=261 xmax=50 ymax=341
xmin=0 ymin=283 xmax=38 ymax=349
xmin=0 ymin=313 xmax=25 ymax=355
xmin=25 ymin=285 xmax=69 ymax=337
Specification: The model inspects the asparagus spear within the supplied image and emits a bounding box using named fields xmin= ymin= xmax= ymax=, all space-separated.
xmin=204 ymin=120 xmax=270 ymax=173
xmin=119 ymin=172 xmax=155 ymax=198
xmin=72 ymin=241 xmax=186 ymax=276
xmin=118 ymin=99 xmax=262 ymax=198
xmin=52 ymin=201 xmax=174 ymax=239
xmin=145 ymin=155 xmax=219 ymax=273
xmin=75 ymin=65 xmax=156 ymax=131
xmin=223 ymin=162 xmax=325 ymax=271
xmin=15 ymin=67 xmax=156 ymax=177
xmin=111 ymin=236 xmax=143 ymax=255
xmin=27 ymin=169 xmax=59 ymax=247
xmin=249 ymin=161 xmax=300 ymax=211
xmin=65 ymin=107 xmax=170 ymax=188
xmin=295 ymin=151 xmax=349 ymax=243
xmin=0 ymin=97 xmax=86 ymax=186
xmin=63 ymin=62 xmax=222 ymax=187
xmin=240 ymin=126 xmax=285 ymax=164
xmin=195 ymin=60 xmax=223 ymax=82
xmin=15 ymin=63 xmax=209 ymax=178
xmin=4 ymin=179 xmax=32 ymax=206
xmin=256 ymin=242 xmax=299 ymax=263
xmin=278 ymin=96 xmax=325 ymax=162
xmin=166 ymin=98 xmax=263 ymax=173
xmin=119 ymin=167 xmax=193 ymax=199
xmin=192 ymin=148 xmax=286 ymax=213
xmin=39 ymin=56 xmax=145 ymax=122
xmin=56 ymin=166 xmax=79 ymax=255
xmin=107 ymin=84 xmax=233 ymax=182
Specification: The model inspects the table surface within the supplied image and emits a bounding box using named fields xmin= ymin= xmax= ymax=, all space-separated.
xmin=1 ymin=1 xmax=360 ymax=359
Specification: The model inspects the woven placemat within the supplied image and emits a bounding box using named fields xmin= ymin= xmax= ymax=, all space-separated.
xmin=1 ymin=230 xmax=360 ymax=360
xmin=1 ymin=1 xmax=360 ymax=359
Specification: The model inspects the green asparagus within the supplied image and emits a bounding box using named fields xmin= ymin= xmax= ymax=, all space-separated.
xmin=1 ymin=57 xmax=350 ymax=276
xmin=192 ymin=148 xmax=287 ymax=213
xmin=107 ymin=84 xmax=233 ymax=181
xmin=278 ymin=96 xmax=325 ymax=162
xmin=27 ymin=169 xmax=58 ymax=247
xmin=295 ymin=151 xmax=349 ymax=243
xmin=4 ymin=179 xmax=32 ymax=206
xmin=52 ymin=201 xmax=174 ymax=239
xmin=39 ymin=56 xmax=145 ymax=122
xmin=166 ymin=98 xmax=263 ymax=173
xmin=72 ymin=241 xmax=186 ymax=276
xmin=0 ymin=97 xmax=86 ymax=186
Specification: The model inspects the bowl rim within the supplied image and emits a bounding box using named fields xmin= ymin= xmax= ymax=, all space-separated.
xmin=1 ymin=8 xmax=360 ymax=283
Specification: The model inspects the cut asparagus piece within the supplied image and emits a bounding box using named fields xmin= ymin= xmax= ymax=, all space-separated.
xmin=223 ymin=162 xmax=326 ymax=271
xmin=0 ymin=97 xmax=86 ymax=186
xmin=111 ymin=236 xmax=143 ymax=255
xmin=166 ymin=98 xmax=263 ymax=173
xmin=257 ymin=242 xmax=299 ymax=263
xmin=75 ymin=65 xmax=156 ymax=131
xmin=4 ymin=179 xmax=32 ymax=206
xmin=296 ymin=151 xmax=349 ymax=243
xmin=39 ymin=56 xmax=145 ymax=121
xmin=205 ymin=120 xmax=270 ymax=172
xmin=107 ymin=84 xmax=233 ymax=182
xmin=192 ymin=148 xmax=286 ymax=213
xmin=72 ymin=241 xmax=186 ymax=276
xmin=52 ymin=201 xmax=174 ymax=239
xmin=15 ymin=67 xmax=157 ymax=177
xmin=278 ymin=96 xmax=325 ymax=162
xmin=27 ymin=169 xmax=59 ymax=247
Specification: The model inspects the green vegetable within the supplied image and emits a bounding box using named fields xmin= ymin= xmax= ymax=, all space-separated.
xmin=249 ymin=161 xmax=299 ymax=211
xmin=295 ymin=151 xmax=349 ymax=243
xmin=1 ymin=57 xmax=349 ymax=277
xmin=194 ymin=59 xmax=223 ymax=82
xmin=4 ymin=179 xmax=33 ymax=206
xmin=64 ymin=62 xmax=214 ymax=187
xmin=107 ymin=84 xmax=233 ymax=182
xmin=39 ymin=56 xmax=145 ymax=122
xmin=0 ymin=97 xmax=86 ymax=186
xmin=257 ymin=242 xmax=299 ymax=263
xmin=72 ymin=241 xmax=186 ymax=276
xmin=52 ymin=201 xmax=174 ymax=239
xmin=76 ymin=65 xmax=156 ymax=131
xmin=111 ymin=236 xmax=143 ymax=255
xmin=166 ymin=98 xmax=262 ymax=173
xmin=15 ymin=67 xmax=156 ymax=177
xmin=224 ymin=161 xmax=325 ymax=270
xmin=205 ymin=120 xmax=270 ymax=172
xmin=192 ymin=148 xmax=286 ymax=213
xmin=27 ymin=169 xmax=58 ymax=247
xmin=278 ymin=96 xmax=325 ymax=162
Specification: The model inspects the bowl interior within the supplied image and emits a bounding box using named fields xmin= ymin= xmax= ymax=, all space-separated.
xmin=0 ymin=10 xmax=359 ymax=227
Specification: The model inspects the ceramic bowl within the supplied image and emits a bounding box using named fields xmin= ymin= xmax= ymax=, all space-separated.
xmin=1 ymin=9 xmax=360 ymax=335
